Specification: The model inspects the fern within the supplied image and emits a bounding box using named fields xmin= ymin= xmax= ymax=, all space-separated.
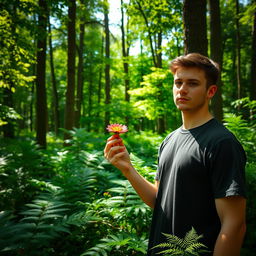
xmin=0 ymin=188 xmax=70 ymax=255
xmin=66 ymin=211 xmax=102 ymax=226
xmin=54 ymin=167 xmax=97 ymax=206
xmin=106 ymin=180 xmax=152 ymax=231
xmin=151 ymin=227 xmax=210 ymax=256
xmin=81 ymin=232 xmax=148 ymax=256
xmin=223 ymin=113 xmax=256 ymax=162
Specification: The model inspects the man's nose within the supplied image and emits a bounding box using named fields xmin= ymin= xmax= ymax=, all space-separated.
xmin=178 ymin=83 xmax=188 ymax=94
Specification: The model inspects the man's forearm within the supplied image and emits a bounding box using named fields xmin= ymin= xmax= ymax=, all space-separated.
xmin=213 ymin=223 xmax=246 ymax=256
xmin=123 ymin=166 xmax=158 ymax=209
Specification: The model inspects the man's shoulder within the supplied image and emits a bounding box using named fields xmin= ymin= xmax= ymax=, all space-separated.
xmin=195 ymin=119 xmax=246 ymax=159
xmin=206 ymin=119 xmax=239 ymax=142
xmin=158 ymin=128 xmax=181 ymax=152
xmin=195 ymin=118 xmax=236 ymax=141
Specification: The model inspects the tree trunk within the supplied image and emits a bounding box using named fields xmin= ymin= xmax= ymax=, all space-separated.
xmin=183 ymin=0 xmax=208 ymax=55
xmin=231 ymin=49 xmax=237 ymax=100
xmin=30 ymin=83 xmax=34 ymax=132
xmin=209 ymin=0 xmax=223 ymax=122
xmin=235 ymin=0 xmax=242 ymax=99
xmin=156 ymin=31 xmax=165 ymax=134
xmin=75 ymin=0 xmax=85 ymax=128
xmin=88 ymin=66 xmax=93 ymax=132
xmin=96 ymin=36 xmax=104 ymax=132
xmin=48 ymin=16 xmax=60 ymax=135
xmin=3 ymin=4 xmax=16 ymax=138
xmin=121 ymin=0 xmax=130 ymax=125
xmin=104 ymin=2 xmax=111 ymax=132
xmin=135 ymin=2 xmax=165 ymax=133
xmin=36 ymin=0 xmax=48 ymax=148
xmin=250 ymin=0 xmax=256 ymax=100
xmin=3 ymin=88 xmax=14 ymax=138
xmin=136 ymin=0 xmax=157 ymax=66
xmin=30 ymin=14 xmax=37 ymax=132
xmin=64 ymin=0 xmax=76 ymax=142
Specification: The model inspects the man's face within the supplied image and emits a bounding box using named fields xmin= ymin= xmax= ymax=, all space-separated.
xmin=173 ymin=67 xmax=214 ymax=113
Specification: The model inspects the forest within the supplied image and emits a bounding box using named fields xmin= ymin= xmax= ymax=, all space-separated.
xmin=0 ymin=0 xmax=256 ymax=255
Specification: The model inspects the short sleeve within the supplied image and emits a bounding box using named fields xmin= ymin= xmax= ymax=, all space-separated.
xmin=209 ymin=138 xmax=246 ymax=198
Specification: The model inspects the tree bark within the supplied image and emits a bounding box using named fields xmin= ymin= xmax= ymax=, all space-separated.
xmin=235 ymin=0 xmax=242 ymax=99
xmin=48 ymin=16 xmax=60 ymax=135
xmin=104 ymin=1 xmax=111 ymax=132
xmin=96 ymin=35 xmax=104 ymax=131
xmin=121 ymin=0 xmax=130 ymax=125
xmin=183 ymin=0 xmax=208 ymax=56
xmin=36 ymin=0 xmax=48 ymax=148
xmin=250 ymin=0 xmax=256 ymax=100
xmin=209 ymin=0 xmax=223 ymax=122
xmin=156 ymin=30 xmax=165 ymax=134
xmin=64 ymin=0 xmax=76 ymax=142
xmin=75 ymin=2 xmax=85 ymax=128
xmin=88 ymin=65 xmax=93 ymax=131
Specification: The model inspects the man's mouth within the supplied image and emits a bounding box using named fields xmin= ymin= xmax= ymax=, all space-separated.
xmin=177 ymin=97 xmax=189 ymax=102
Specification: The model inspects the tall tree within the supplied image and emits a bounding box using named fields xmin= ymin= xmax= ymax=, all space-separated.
xmin=183 ymin=0 xmax=208 ymax=55
xmin=0 ymin=1 xmax=36 ymax=135
xmin=251 ymin=0 xmax=256 ymax=100
xmin=121 ymin=0 xmax=130 ymax=124
xmin=48 ymin=16 xmax=60 ymax=135
xmin=87 ymin=61 xmax=93 ymax=131
xmin=75 ymin=0 xmax=85 ymax=128
xmin=104 ymin=0 xmax=111 ymax=131
xmin=235 ymin=0 xmax=242 ymax=99
xmin=36 ymin=0 xmax=48 ymax=148
xmin=209 ymin=0 xmax=223 ymax=121
xmin=96 ymin=35 xmax=104 ymax=131
xmin=2 ymin=5 xmax=16 ymax=138
xmin=64 ymin=0 xmax=76 ymax=141
xmin=132 ymin=0 xmax=168 ymax=133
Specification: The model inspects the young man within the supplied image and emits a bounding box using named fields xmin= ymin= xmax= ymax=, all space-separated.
xmin=104 ymin=53 xmax=246 ymax=256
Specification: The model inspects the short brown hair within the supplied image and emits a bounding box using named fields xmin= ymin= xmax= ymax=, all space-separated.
xmin=170 ymin=53 xmax=220 ymax=87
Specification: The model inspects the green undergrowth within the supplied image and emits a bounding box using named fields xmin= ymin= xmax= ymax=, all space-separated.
xmin=0 ymin=111 xmax=255 ymax=255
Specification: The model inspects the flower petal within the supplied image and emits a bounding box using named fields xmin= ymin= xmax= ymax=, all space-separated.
xmin=106 ymin=123 xmax=128 ymax=134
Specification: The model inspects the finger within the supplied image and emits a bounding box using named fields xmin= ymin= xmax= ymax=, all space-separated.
xmin=107 ymin=145 xmax=124 ymax=159
xmin=104 ymin=139 xmax=118 ymax=152
xmin=104 ymin=139 xmax=123 ymax=154
xmin=107 ymin=135 xmax=118 ymax=141
xmin=109 ymin=151 xmax=126 ymax=165
xmin=104 ymin=146 xmax=126 ymax=161
xmin=106 ymin=146 xmax=125 ymax=160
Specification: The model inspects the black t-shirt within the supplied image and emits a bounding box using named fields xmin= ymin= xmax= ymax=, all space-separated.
xmin=147 ymin=118 xmax=246 ymax=255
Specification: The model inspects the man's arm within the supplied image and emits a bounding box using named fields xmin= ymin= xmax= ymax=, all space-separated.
xmin=104 ymin=135 xmax=158 ymax=208
xmin=213 ymin=196 xmax=246 ymax=256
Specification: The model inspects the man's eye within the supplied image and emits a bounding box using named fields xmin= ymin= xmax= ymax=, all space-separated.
xmin=189 ymin=82 xmax=198 ymax=86
xmin=175 ymin=81 xmax=182 ymax=86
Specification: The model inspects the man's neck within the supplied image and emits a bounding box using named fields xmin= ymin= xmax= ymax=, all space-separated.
xmin=181 ymin=110 xmax=213 ymax=130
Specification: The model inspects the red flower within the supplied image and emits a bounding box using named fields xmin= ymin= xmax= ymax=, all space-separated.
xmin=106 ymin=123 xmax=128 ymax=134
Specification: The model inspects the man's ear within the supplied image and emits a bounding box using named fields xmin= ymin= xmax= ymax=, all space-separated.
xmin=207 ymin=85 xmax=218 ymax=99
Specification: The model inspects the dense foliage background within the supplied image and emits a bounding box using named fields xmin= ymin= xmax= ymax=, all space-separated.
xmin=0 ymin=0 xmax=256 ymax=255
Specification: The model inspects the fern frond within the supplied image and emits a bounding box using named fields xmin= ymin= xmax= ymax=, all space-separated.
xmin=162 ymin=232 xmax=184 ymax=249
xmin=82 ymin=232 xmax=147 ymax=256
xmin=183 ymin=227 xmax=203 ymax=248
xmin=185 ymin=242 xmax=210 ymax=255
xmin=151 ymin=228 xmax=209 ymax=256
xmin=152 ymin=242 xmax=173 ymax=249
xmin=156 ymin=248 xmax=183 ymax=255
